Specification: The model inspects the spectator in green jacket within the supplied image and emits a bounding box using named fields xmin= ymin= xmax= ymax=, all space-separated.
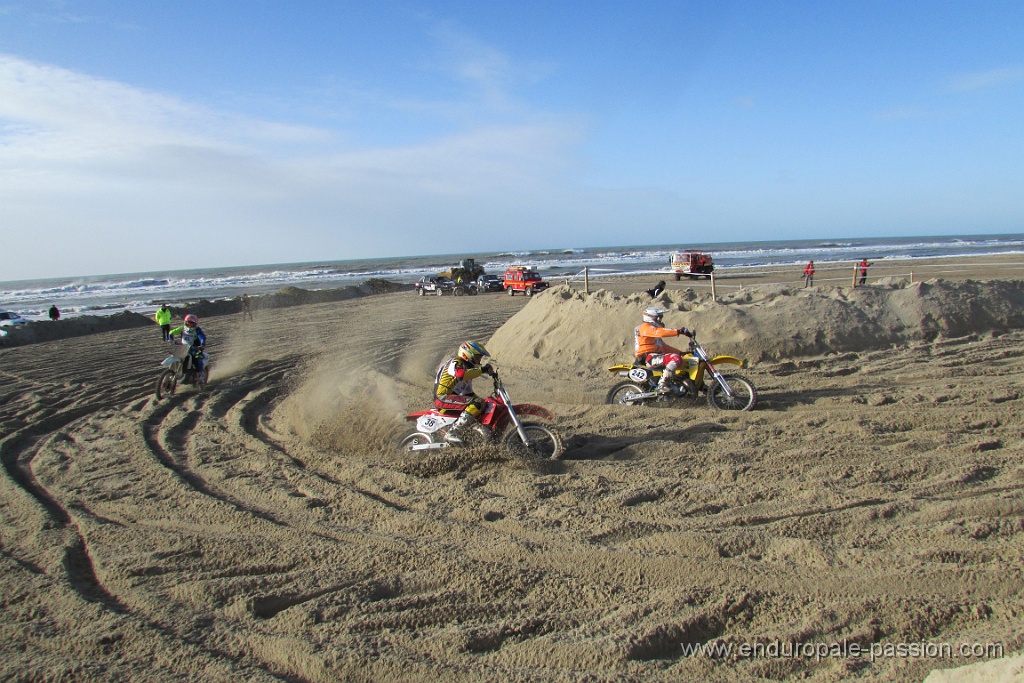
xmin=155 ymin=304 xmax=173 ymax=341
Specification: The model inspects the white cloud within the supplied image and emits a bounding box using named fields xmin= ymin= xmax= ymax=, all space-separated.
xmin=0 ymin=53 xmax=594 ymax=280
xmin=946 ymin=66 xmax=1024 ymax=93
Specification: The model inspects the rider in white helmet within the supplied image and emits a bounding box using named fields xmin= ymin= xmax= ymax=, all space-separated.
xmin=635 ymin=307 xmax=693 ymax=394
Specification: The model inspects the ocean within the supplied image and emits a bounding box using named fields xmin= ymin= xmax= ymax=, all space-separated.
xmin=3 ymin=233 xmax=1023 ymax=321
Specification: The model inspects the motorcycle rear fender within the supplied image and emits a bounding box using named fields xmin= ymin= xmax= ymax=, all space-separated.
xmin=710 ymin=355 xmax=746 ymax=368
xmin=607 ymin=364 xmax=636 ymax=373
xmin=512 ymin=404 xmax=555 ymax=420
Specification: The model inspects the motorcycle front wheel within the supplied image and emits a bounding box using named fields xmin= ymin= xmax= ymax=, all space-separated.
xmin=606 ymin=382 xmax=649 ymax=406
xmin=397 ymin=431 xmax=434 ymax=452
xmin=502 ymin=423 xmax=563 ymax=460
xmin=155 ymin=370 xmax=177 ymax=400
xmin=707 ymin=374 xmax=757 ymax=411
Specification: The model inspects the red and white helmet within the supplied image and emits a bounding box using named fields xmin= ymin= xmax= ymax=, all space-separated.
xmin=642 ymin=307 xmax=666 ymax=324
xmin=184 ymin=313 xmax=198 ymax=328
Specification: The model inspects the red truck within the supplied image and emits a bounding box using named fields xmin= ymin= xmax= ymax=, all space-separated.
xmin=503 ymin=266 xmax=549 ymax=296
xmin=671 ymin=250 xmax=714 ymax=280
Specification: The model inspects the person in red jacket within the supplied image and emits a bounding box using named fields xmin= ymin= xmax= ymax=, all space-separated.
xmin=858 ymin=258 xmax=872 ymax=286
xmin=635 ymin=307 xmax=693 ymax=394
xmin=804 ymin=260 xmax=815 ymax=287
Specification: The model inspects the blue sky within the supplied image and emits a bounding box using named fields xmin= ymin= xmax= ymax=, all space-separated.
xmin=2 ymin=1 xmax=1022 ymax=280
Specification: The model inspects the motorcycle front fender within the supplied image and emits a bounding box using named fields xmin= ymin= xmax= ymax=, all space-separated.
xmin=160 ymin=357 xmax=179 ymax=368
xmin=511 ymin=404 xmax=555 ymax=421
xmin=710 ymin=355 xmax=746 ymax=368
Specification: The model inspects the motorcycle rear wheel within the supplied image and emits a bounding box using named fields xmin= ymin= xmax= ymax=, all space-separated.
xmin=502 ymin=423 xmax=563 ymax=460
xmin=606 ymin=382 xmax=649 ymax=406
xmin=707 ymin=374 xmax=757 ymax=411
xmin=397 ymin=431 xmax=434 ymax=451
xmin=155 ymin=370 xmax=177 ymax=400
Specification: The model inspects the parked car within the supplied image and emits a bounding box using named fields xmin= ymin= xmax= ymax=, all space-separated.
xmin=475 ymin=274 xmax=504 ymax=293
xmin=503 ymin=266 xmax=549 ymax=296
xmin=415 ymin=276 xmax=460 ymax=296
xmin=0 ymin=309 xmax=30 ymax=326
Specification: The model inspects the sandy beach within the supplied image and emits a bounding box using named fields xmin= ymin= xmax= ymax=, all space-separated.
xmin=2 ymin=254 xmax=1023 ymax=682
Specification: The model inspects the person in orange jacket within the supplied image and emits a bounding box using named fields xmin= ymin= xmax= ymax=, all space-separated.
xmin=804 ymin=260 xmax=816 ymax=287
xmin=635 ymin=307 xmax=693 ymax=394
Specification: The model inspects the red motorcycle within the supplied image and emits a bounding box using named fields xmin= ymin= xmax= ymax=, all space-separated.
xmin=398 ymin=375 xmax=563 ymax=459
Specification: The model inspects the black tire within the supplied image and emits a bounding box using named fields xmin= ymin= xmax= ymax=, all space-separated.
xmin=507 ymin=288 xmax=514 ymax=296
xmin=707 ymin=374 xmax=757 ymax=411
xmin=525 ymin=286 xmax=534 ymax=297
xmin=469 ymin=287 xmax=478 ymax=295
xmin=198 ymin=367 xmax=211 ymax=392
xmin=502 ymin=423 xmax=563 ymax=460
xmin=436 ymin=288 xmax=443 ymax=296
xmin=397 ymin=431 xmax=434 ymax=452
xmin=453 ymin=287 xmax=464 ymax=296
xmin=606 ymin=382 xmax=649 ymax=406
xmin=155 ymin=370 xmax=177 ymax=400
xmin=674 ymin=273 xmax=681 ymax=281
xmin=418 ymin=288 xmax=424 ymax=296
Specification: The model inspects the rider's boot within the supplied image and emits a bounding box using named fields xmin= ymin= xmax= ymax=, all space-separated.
xmin=657 ymin=373 xmax=674 ymax=395
xmin=445 ymin=411 xmax=475 ymax=444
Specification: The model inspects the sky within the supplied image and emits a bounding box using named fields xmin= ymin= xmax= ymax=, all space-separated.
xmin=1 ymin=1 xmax=1023 ymax=281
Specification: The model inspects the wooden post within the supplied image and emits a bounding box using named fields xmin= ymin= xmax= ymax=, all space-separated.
xmin=584 ymin=266 xmax=590 ymax=294
xmin=710 ymin=272 xmax=717 ymax=302
xmin=910 ymin=271 xmax=914 ymax=283
xmin=852 ymin=263 xmax=859 ymax=288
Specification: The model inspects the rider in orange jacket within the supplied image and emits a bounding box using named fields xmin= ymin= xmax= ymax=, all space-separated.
xmin=635 ymin=307 xmax=693 ymax=394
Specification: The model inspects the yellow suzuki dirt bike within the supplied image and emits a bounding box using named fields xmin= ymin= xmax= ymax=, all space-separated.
xmin=606 ymin=332 xmax=756 ymax=411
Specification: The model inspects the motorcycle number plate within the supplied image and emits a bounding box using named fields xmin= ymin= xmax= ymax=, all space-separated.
xmin=627 ymin=368 xmax=650 ymax=383
xmin=417 ymin=415 xmax=451 ymax=433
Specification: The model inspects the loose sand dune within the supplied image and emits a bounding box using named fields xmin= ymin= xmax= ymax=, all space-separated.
xmin=1 ymin=271 xmax=1023 ymax=682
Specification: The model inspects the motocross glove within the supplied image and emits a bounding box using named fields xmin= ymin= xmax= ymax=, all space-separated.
xmin=679 ymin=327 xmax=694 ymax=338
xmin=482 ymin=364 xmax=496 ymax=377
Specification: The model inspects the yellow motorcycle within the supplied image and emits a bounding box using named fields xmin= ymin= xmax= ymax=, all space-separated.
xmin=606 ymin=332 xmax=756 ymax=410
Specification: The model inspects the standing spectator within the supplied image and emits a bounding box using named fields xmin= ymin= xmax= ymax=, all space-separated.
xmin=803 ymin=261 xmax=815 ymax=287
xmin=241 ymin=293 xmax=254 ymax=321
xmin=858 ymin=258 xmax=872 ymax=286
xmin=155 ymin=304 xmax=173 ymax=341
xmin=48 ymin=305 xmax=61 ymax=321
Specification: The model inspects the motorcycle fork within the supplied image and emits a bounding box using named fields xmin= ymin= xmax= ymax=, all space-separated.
xmin=704 ymin=362 xmax=735 ymax=397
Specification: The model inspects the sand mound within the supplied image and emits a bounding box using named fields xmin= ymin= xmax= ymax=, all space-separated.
xmin=487 ymin=279 xmax=1024 ymax=366
xmin=0 ymin=310 xmax=153 ymax=347
xmin=175 ymin=278 xmax=414 ymax=318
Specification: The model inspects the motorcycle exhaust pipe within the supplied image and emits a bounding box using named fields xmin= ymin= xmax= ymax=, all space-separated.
xmin=407 ymin=442 xmax=449 ymax=451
